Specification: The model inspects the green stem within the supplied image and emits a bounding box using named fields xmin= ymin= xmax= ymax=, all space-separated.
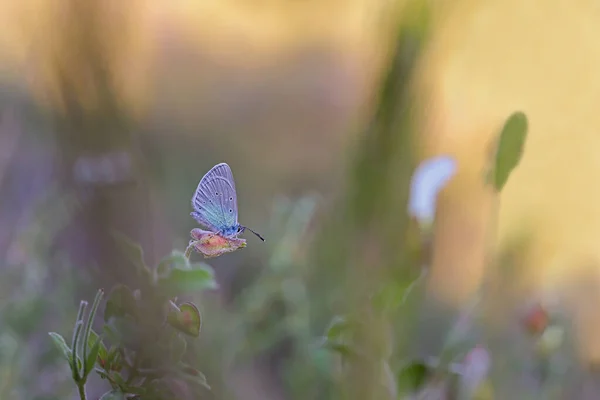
xmin=184 ymin=242 xmax=196 ymax=259
xmin=77 ymin=381 xmax=87 ymax=400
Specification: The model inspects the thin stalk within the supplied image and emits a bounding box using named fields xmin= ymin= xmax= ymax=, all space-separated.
xmin=77 ymin=382 xmax=87 ymax=400
xmin=184 ymin=242 xmax=195 ymax=259
xmin=82 ymin=289 xmax=104 ymax=376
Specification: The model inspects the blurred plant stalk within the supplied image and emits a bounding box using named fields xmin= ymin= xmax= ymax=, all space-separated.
xmin=27 ymin=0 xmax=171 ymax=295
xmin=313 ymin=1 xmax=433 ymax=398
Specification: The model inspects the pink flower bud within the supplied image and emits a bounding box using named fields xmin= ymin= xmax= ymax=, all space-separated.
xmin=189 ymin=230 xmax=246 ymax=258
xmin=522 ymin=303 xmax=549 ymax=335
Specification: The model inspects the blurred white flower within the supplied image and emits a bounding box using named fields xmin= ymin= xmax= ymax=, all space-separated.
xmin=459 ymin=346 xmax=491 ymax=397
xmin=408 ymin=155 xmax=457 ymax=225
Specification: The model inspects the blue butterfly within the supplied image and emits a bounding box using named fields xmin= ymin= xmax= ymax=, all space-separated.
xmin=191 ymin=162 xmax=265 ymax=241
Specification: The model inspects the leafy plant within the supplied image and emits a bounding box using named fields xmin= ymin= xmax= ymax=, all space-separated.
xmin=49 ymin=233 xmax=217 ymax=399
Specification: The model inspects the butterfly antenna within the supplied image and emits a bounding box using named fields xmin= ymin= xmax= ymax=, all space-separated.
xmin=242 ymin=226 xmax=265 ymax=242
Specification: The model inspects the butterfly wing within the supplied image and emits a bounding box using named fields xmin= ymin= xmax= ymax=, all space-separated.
xmin=191 ymin=163 xmax=239 ymax=235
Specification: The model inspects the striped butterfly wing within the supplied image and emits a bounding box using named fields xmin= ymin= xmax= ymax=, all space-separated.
xmin=191 ymin=163 xmax=239 ymax=235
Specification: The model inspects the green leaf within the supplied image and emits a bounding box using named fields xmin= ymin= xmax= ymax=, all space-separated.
xmin=104 ymin=284 xmax=138 ymax=322
xmin=373 ymin=273 xmax=426 ymax=313
xmin=99 ymin=389 xmax=126 ymax=400
xmin=106 ymin=346 xmax=123 ymax=372
xmin=167 ymin=302 xmax=202 ymax=337
xmin=82 ymin=289 xmax=104 ymax=377
xmin=85 ymin=336 xmax=102 ymax=376
xmin=48 ymin=332 xmax=71 ymax=362
xmin=322 ymin=341 xmax=355 ymax=358
xmin=157 ymin=250 xmax=190 ymax=277
xmin=71 ymin=320 xmax=84 ymax=381
xmin=492 ymin=111 xmax=528 ymax=191
xmin=111 ymin=371 xmax=126 ymax=386
xmin=325 ymin=315 xmax=354 ymax=341
xmin=157 ymin=265 xmax=218 ymax=298
xmin=111 ymin=231 xmax=151 ymax=280
xmin=321 ymin=316 xmax=357 ymax=358
xmin=397 ymin=361 xmax=431 ymax=394
xmin=87 ymin=329 xmax=107 ymax=365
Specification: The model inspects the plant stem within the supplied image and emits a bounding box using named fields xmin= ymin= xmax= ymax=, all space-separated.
xmin=184 ymin=242 xmax=196 ymax=259
xmin=77 ymin=381 xmax=87 ymax=400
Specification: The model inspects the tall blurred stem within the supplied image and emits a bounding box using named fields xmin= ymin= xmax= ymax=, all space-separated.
xmin=37 ymin=0 xmax=160 ymax=294
xmin=312 ymin=1 xmax=432 ymax=398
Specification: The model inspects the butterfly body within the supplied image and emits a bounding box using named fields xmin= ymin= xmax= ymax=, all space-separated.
xmin=191 ymin=163 xmax=264 ymax=241
xmin=190 ymin=212 xmax=241 ymax=237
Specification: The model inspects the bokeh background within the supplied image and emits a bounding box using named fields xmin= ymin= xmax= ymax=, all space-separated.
xmin=2 ymin=0 xmax=600 ymax=398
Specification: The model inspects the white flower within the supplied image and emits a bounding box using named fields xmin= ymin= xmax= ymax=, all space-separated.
xmin=460 ymin=346 xmax=491 ymax=397
xmin=408 ymin=155 xmax=457 ymax=225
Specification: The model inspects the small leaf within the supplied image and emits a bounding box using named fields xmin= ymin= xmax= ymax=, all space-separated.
xmin=168 ymin=302 xmax=202 ymax=337
xmin=397 ymin=361 xmax=431 ymax=394
xmin=322 ymin=341 xmax=355 ymax=358
xmin=99 ymin=389 xmax=126 ymax=400
xmin=157 ymin=250 xmax=190 ymax=277
xmin=87 ymin=329 xmax=107 ymax=365
xmin=158 ymin=266 xmax=218 ymax=298
xmin=106 ymin=346 xmax=123 ymax=372
xmin=71 ymin=320 xmax=84 ymax=381
xmin=111 ymin=231 xmax=152 ymax=280
xmin=48 ymin=332 xmax=71 ymax=362
xmin=112 ymin=371 xmax=126 ymax=386
xmin=104 ymin=284 xmax=138 ymax=322
xmin=492 ymin=111 xmax=528 ymax=191
xmin=325 ymin=316 xmax=354 ymax=341
xmin=85 ymin=336 xmax=102 ymax=376
xmin=82 ymin=289 xmax=104 ymax=377
xmin=321 ymin=316 xmax=357 ymax=358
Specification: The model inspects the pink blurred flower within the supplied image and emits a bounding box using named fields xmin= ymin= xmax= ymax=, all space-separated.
xmin=522 ymin=303 xmax=549 ymax=336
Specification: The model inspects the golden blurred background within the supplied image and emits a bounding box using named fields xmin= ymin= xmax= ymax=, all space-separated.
xmin=2 ymin=0 xmax=600 ymax=398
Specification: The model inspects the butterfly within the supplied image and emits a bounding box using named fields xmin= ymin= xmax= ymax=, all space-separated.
xmin=191 ymin=162 xmax=265 ymax=241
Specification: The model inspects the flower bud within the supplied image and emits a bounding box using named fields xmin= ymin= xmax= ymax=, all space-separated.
xmin=189 ymin=230 xmax=246 ymax=258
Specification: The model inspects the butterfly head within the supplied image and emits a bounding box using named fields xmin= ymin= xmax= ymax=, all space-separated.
xmin=217 ymin=224 xmax=242 ymax=238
